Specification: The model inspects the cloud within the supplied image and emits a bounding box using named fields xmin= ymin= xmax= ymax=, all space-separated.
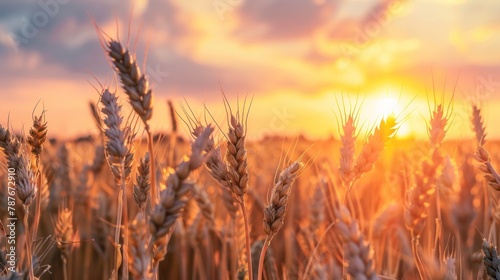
xmin=236 ymin=0 xmax=339 ymax=41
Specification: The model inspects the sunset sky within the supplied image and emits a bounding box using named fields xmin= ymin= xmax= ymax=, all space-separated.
xmin=0 ymin=0 xmax=500 ymax=140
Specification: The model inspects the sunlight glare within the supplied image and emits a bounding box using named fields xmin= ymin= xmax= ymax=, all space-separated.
xmin=377 ymin=97 xmax=400 ymax=119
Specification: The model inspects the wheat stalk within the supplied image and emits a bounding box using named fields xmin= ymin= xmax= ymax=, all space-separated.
xmin=27 ymin=110 xmax=48 ymax=246
xmin=429 ymin=104 xmax=448 ymax=148
xmin=53 ymin=205 xmax=75 ymax=280
xmin=472 ymin=105 xmax=500 ymax=191
xmin=259 ymin=159 xmax=303 ymax=280
xmin=482 ymin=239 xmax=500 ymax=279
xmin=339 ymin=114 xmax=356 ymax=189
xmin=128 ymin=212 xmax=152 ymax=280
xmin=192 ymin=184 xmax=215 ymax=228
xmin=0 ymin=125 xmax=22 ymax=173
xmin=148 ymin=125 xmax=213 ymax=274
xmin=351 ymin=116 xmax=397 ymax=190
xmin=0 ymin=126 xmax=37 ymax=279
xmin=472 ymin=104 xmax=486 ymax=146
xmin=100 ymin=88 xmax=135 ymax=280
xmin=106 ymin=39 xmax=158 ymax=211
xmin=334 ymin=205 xmax=379 ymax=280
xmin=133 ymin=153 xmax=150 ymax=212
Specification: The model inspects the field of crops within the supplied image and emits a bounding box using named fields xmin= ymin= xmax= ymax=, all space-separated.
xmin=1 ymin=25 xmax=500 ymax=280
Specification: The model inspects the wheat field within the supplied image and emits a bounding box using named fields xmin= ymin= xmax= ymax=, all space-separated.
xmin=1 ymin=33 xmax=500 ymax=280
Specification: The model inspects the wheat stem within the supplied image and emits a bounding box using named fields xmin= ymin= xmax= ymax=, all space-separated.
xmin=147 ymin=130 xmax=157 ymax=206
xmin=239 ymin=201 xmax=253 ymax=280
xmin=257 ymin=236 xmax=270 ymax=280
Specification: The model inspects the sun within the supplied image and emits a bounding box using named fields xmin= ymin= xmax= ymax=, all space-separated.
xmin=373 ymin=96 xmax=411 ymax=138
xmin=376 ymin=97 xmax=400 ymax=118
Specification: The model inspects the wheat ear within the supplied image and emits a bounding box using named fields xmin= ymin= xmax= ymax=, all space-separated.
xmin=351 ymin=116 xmax=397 ymax=190
xmin=27 ymin=110 xmax=48 ymax=243
xmin=101 ymin=88 xmax=135 ymax=280
xmin=133 ymin=153 xmax=150 ymax=212
xmin=429 ymin=102 xmax=450 ymax=264
xmin=472 ymin=104 xmax=486 ymax=146
xmin=335 ymin=205 xmax=380 ymax=280
xmin=258 ymin=159 xmax=302 ymax=280
xmin=148 ymin=125 xmax=213 ymax=273
xmin=53 ymin=205 xmax=75 ymax=280
xmin=0 ymin=126 xmax=36 ymax=279
xmin=339 ymin=114 xmax=356 ymax=189
xmin=0 ymin=125 xmax=22 ymax=173
xmin=472 ymin=105 xmax=500 ymax=191
xmin=106 ymin=39 xmax=158 ymax=211
xmin=128 ymin=212 xmax=152 ymax=280
xmin=483 ymin=239 xmax=500 ymax=279
xmin=192 ymin=184 xmax=215 ymax=228
xmin=225 ymin=110 xmax=255 ymax=280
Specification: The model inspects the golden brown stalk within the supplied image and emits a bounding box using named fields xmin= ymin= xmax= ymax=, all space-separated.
xmin=251 ymin=240 xmax=278 ymax=280
xmin=259 ymin=159 xmax=303 ymax=280
xmin=334 ymin=205 xmax=379 ymax=280
xmin=439 ymin=155 xmax=456 ymax=199
xmin=38 ymin=172 xmax=49 ymax=211
xmin=27 ymin=111 xmax=48 ymax=245
xmin=226 ymin=114 xmax=249 ymax=200
xmin=472 ymin=105 xmax=500 ymax=191
xmin=482 ymin=239 xmax=500 ymax=279
xmin=192 ymin=184 xmax=215 ymax=228
xmin=0 ymin=125 xmax=22 ymax=173
xmin=53 ymin=205 xmax=75 ymax=280
xmin=101 ymin=88 xmax=135 ymax=280
xmin=27 ymin=112 xmax=48 ymax=164
xmin=451 ymin=156 xmax=477 ymax=251
xmin=236 ymin=207 xmax=249 ymax=279
xmin=309 ymin=182 xmax=325 ymax=234
xmin=148 ymin=125 xmax=213 ymax=271
xmin=351 ymin=116 xmax=397 ymax=187
xmin=1 ymin=133 xmax=38 ymax=280
xmin=404 ymin=156 xmax=438 ymax=238
xmin=428 ymin=102 xmax=450 ymax=263
xmin=167 ymin=100 xmax=178 ymax=167
xmin=106 ymin=39 xmax=157 ymax=208
xmin=56 ymin=144 xmax=72 ymax=197
xmin=429 ymin=104 xmax=448 ymax=148
xmin=405 ymin=148 xmax=443 ymax=279
xmin=339 ymin=115 xmax=356 ymax=188
xmin=133 ymin=153 xmax=151 ymax=211
xmin=191 ymin=124 xmax=233 ymax=194
xmin=475 ymin=146 xmax=500 ymax=191
xmin=221 ymin=186 xmax=238 ymax=219
xmin=89 ymin=145 xmax=106 ymax=174
xmin=128 ymin=212 xmax=152 ymax=280
xmin=18 ymin=154 xmax=37 ymax=280
xmin=89 ymin=101 xmax=103 ymax=134
xmin=471 ymin=104 xmax=486 ymax=146
xmin=106 ymin=40 xmax=153 ymax=128
xmin=101 ymin=89 xmax=135 ymax=184
xmin=225 ymin=111 xmax=254 ymax=280
xmin=167 ymin=100 xmax=178 ymax=134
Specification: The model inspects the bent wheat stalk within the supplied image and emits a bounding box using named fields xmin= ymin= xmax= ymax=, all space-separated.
xmin=258 ymin=159 xmax=303 ymax=280
xmin=106 ymin=39 xmax=158 ymax=209
xmin=148 ymin=125 xmax=213 ymax=276
xmin=472 ymin=105 xmax=500 ymax=191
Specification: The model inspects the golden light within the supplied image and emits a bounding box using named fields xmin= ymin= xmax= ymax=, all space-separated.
xmin=376 ymin=97 xmax=400 ymax=119
xmin=369 ymin=95 xmax=411 ymax=138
